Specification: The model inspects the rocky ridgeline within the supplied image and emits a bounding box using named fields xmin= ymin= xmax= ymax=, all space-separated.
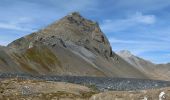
xmin=8 ymin=12 xmax=112 ymax=59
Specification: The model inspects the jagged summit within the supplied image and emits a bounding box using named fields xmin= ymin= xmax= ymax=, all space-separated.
xmin=8 ymin=12 xmax=112 ymax=58
xmin=68 ymin=12 xmax=82 ymax=17
xmin=43 ymin=11 xmax=99 ymax=34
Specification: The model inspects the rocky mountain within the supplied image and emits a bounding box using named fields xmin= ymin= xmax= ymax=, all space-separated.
xmin=117 ymin=50 xmax=170 ymax=80
xmin=0 ymin=12 xmax=148 ymax=78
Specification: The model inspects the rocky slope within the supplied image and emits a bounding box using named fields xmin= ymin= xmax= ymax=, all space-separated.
xmin=117 ymin=50 xmax=170 ymax=80
xmin=0 ymin=12 xmax=148 ymax=78
xmin=156 ymin=63 xmax=170 ymax=80
xmin=0 ymin=46 xmax=20 ymax=72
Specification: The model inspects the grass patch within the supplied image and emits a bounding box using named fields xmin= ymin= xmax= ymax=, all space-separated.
xmin=24 ymin=46 xmax=62 ymax=71
xmin=87 ymin=84 xmax=100 ymax=92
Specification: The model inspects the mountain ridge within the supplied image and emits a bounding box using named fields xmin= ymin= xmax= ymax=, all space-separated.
xmin=0 ymin=12 xmax=169 ymax=80
xmin=8 ymin=12 xmax=112 ymax=59
xmin=117 ymin=50 xmax=170 ymax=80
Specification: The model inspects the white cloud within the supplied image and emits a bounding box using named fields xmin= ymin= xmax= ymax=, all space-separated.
xmin=109 ymin=37 xmax=160 ymax=44
xmin=0 ymin=23 xmax=31 ymax=31
xmin=109 ymin=37 xmax=170 ymax=55
xmin=109 ymin=37 xmax=137 ymax=44
xmin=0 ymin=17 xmax=35 ymax=32
xmin=131 ymin=12 xmax=156 ymax=24
xmin=101 ymin=12 xmax=156 ymax=33
xmin=114 ymin=0 xmax=170 ymax=13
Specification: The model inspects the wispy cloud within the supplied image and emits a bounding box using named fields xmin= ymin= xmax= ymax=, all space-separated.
xmin=0 ymin=23 xmax=33 ymax=32
xmin=0 ymin=17 xmax=35 ymax=32
xmin=131 ymin=12 xmax=156 ymax=24
xmin=109 ymin=37 xmax=170 ymax=55
xmin=101 ymin=12 xmax=156 ymax=33
xmin=113 ymin=0 xmax=170 ymax=12
xmin=109 ymin=37 xmax=138 ymax=44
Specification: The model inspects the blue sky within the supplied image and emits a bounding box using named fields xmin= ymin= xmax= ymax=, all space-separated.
xmin=0 ymin=0 xmax=170 ymax=64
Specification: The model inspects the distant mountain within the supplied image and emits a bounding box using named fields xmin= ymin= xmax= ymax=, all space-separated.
xmin=0 ymin=12 xmax=148 ymax=78
xmin=117 ymin=50 xmax=155 ymax=72
xmin=155 ymin=63 xmax=170 ymax=80
xmin=117 ymin=50 xmax=170 ymax=80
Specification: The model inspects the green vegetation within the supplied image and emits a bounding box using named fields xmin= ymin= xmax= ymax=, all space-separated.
xmin=87 ymin=84 xmax=100 ymax=92
xmin=25 ymin=46 xmax=62 ymax=71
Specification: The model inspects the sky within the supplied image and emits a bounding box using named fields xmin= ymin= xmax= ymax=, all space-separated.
xmin=0 ymin=0 xmax=170 ymax=64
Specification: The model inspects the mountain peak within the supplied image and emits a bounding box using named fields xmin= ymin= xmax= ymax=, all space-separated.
xmin=64 ymin=12 xmax=97 ymax=26
xmin=117 ymin=50 xmax=133 ymax=57
xmin=68 ymin=12 xmax=81 ymax=17
xmin=8 ymin=12 xmax=112 ymax=58
xmin=42 ymin=12 xmax=99 ymax=34
xmin=65 ymin=12 xmax=84 ymax=23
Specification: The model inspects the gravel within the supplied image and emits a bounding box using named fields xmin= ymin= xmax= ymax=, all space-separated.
xmin=0 ymin=73 xmax=170 ymax=91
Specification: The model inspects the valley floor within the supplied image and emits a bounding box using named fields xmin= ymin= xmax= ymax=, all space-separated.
xmin=0 ymin=78 xmax=170 ymax=100
xmin=0 ymin=74 xmax=170 ymax=100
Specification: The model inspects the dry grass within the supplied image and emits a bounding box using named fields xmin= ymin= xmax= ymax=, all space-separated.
xmin=0 ymin=78 xmax=170 ymax=100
